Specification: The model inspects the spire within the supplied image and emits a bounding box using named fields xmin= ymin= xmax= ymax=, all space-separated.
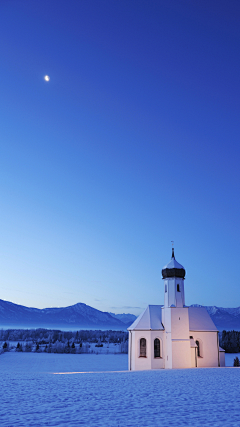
xmin=171 ymin=241 xmax=175 ymax=259
xmin=162 ymin=245 xmax=185 ymax=279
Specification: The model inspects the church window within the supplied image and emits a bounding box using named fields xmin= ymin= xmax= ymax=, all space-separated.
xmin=177 ymin=284 xmax=180 ymax=292
xmin=196 ymin=340 xmax=201 ymax=357
xmin=140 ymin=338 xmax=147 ymax=357
xmin=165 ymin=285 xmax=167 ymax=293
xmin=154 ymin=338 xmax=161 ymax=358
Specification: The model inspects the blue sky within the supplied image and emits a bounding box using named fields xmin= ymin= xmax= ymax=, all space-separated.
xmin=0 ymin=0 xmax=240 ymax=314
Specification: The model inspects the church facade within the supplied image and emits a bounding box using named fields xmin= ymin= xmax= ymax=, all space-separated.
xmin=128 ymin=249 xmax=225 ymax=370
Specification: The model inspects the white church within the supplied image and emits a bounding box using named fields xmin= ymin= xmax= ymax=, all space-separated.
xmin=128 ymin=249 xmax=225 ymax=370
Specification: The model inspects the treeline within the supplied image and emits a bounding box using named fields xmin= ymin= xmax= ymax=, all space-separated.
xmin=0 ymin=328 xmax=128 ymax=355
xmin=0 ymin=328 xmax=128 ymax=344
xmin=2 ymin=340 xmax=128 ymax=354
xmin=220 ymin=330 xmax=240 ymax=353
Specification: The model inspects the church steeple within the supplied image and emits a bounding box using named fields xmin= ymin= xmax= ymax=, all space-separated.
xmin=162 ymin=248 xmax=186 ymax=307
xmin=162 ymin=249 xmax=185 ymax=279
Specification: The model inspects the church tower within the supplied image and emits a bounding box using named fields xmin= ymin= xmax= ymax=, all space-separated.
xmin=162 ymin=249 xmax=191 ymax=369
xmin=162 ymin=247 xmax=186 ymax=308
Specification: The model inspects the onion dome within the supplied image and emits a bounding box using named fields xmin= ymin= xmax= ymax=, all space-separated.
xmin=162 ymin=248 xmax=186 ymax=279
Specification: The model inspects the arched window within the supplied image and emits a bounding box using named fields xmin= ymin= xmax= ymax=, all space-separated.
xmin=177 ymin=284 xmax=180 ymax=292
xmin=196 ymin=340 xmax=200 ymax=357
xmin=154 ymin=338 xmax=160 ymax=358
xmin=139 ymin=338 xmax=147 ymax=357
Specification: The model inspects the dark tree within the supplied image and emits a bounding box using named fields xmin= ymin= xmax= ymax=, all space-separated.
xmin=16 ymin=342 xmax=23 ymax=352
xmin=233 ymin=357 xmax=240 ymax=367
xmin=3 ymin=342 xmax=8 ymax=351
xmin=220 ymin=330 xmax=240 ymax=353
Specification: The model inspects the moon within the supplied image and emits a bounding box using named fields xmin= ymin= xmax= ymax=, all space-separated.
xmin=44 ymin=75 xmax=50 ymax=82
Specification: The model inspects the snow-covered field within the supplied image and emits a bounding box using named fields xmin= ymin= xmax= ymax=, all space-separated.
xmin=1 ymin=353 xmax=240 ymax=427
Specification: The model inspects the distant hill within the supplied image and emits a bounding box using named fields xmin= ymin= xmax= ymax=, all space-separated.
xmin=0 ymin=299 xmax=126 ymax=330
xmin=191 ymin=305 xmax=240 ymax=331
xmin=108 ymin=313 xmax=137 ymax=326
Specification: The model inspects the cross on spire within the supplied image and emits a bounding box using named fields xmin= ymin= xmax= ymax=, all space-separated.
xmin=171 ymin=241 xmax=175 ymax=259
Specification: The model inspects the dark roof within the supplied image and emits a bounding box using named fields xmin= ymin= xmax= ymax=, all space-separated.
xmin=162 ymin=249 xmax=186 ymax=279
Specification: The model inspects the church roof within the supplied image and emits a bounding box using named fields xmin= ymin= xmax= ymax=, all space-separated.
xmin=128 ymin=305 xmax=164 ymax=331
xmin=162 ymin=249 xmax=186 ymax=279
xmin=162 ymin=257 xmax=184 ymax=270
xmin=128 ymin=305 xmax=218 ymax=332
xmin=188 ymin=307 xmax=218 ymax=332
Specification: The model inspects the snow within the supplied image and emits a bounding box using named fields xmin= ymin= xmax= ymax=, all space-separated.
xmin=128 ymin=305 xmax=163 ymax=330
xmin=163 ymin=257 xmax=184 ymax=270
xmin=1 ymin=353 xmax=240 ymax=426
xmin=189 ymin=306 xmax=218 ymax=331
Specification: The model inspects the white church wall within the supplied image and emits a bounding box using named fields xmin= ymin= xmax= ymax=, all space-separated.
xmin=175 ymin=287 xmax=182 ymax=307
xmin=163 ymin=307 xmax=172 ymax=368
xmin=128 ymin=331 xmax=132 ymax=370
xmin=162 ymin=307 xmax=171 ymax=332
xmin=130 ymin=331 xmax=152 ymax=371
xmin=175 ymin=279 xmax=185 ymax=307
xmin=165 ymin=332 xmax=173 ymax=369
xmin=219 ymin=350 xmax=225 ymax=367
xmin=165 ymin=277 xmax=185 ymax=308
xmin=166 ymin=307 xmax=191 ymax=369
xmin=170 ymin=308 xmax=190 ymax=340
xmin=129 ymin=330 xmax=166 ymax=370
xmin=168 ymin=279 xmax=176 ymax=307
xmin=172 ymin=340 xmax=192 ymax=369
xmin=151 ymin=331 xmax=165 ymax=369
xmin=190 ymin=331 xmax=219 ymax=367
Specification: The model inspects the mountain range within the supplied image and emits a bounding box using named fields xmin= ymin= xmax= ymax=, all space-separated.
xmin=0 ymin=299 xmax=133 ymax=330
xmin=0 ymin=299 xmax=240 ymax=331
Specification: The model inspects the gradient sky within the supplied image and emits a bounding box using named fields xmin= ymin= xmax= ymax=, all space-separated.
xmin=0 ymin=0 xmax=240 ymax=315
